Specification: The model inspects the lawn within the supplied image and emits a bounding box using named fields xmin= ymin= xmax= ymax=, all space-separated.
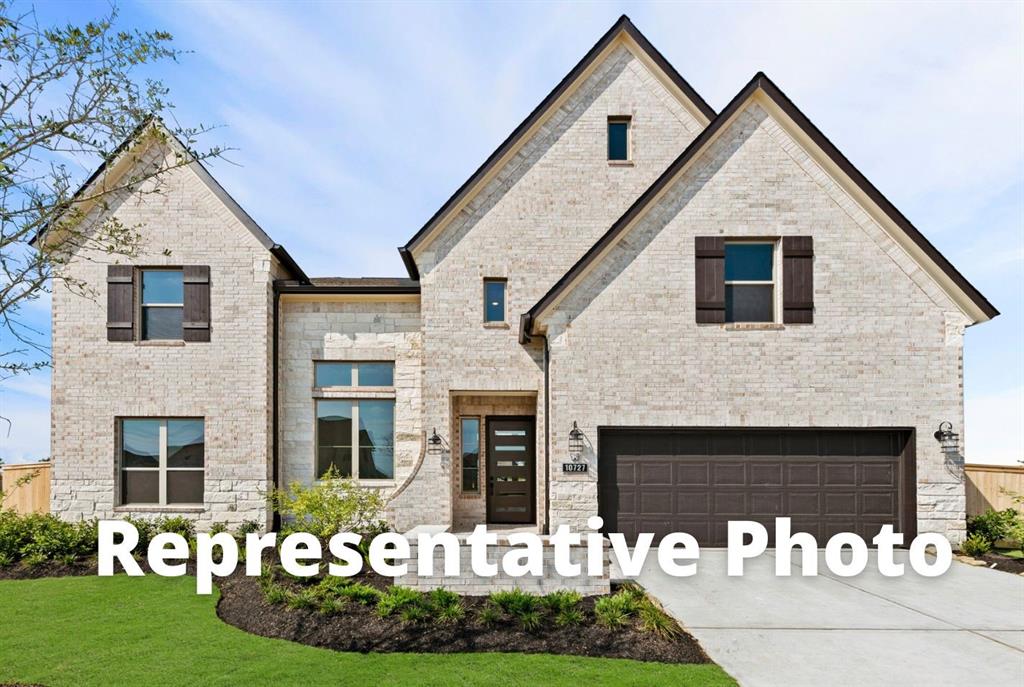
xmin=0 ymin=575 xmax=736 ymax=687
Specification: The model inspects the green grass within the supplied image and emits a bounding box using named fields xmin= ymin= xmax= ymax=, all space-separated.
xmin=995 ymin=548 xmax=1024 ymax=559
xmin=0 ymin=575 xmax=736 ymax=687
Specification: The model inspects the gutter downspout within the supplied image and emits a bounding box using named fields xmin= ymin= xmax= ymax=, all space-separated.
xmin=542 ymin=334 xmax=551 ymax=535
xmin=271 ymin=283 xmax=282 ymax=532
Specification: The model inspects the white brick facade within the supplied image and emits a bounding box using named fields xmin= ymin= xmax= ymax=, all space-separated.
xmin=49 ymin=23 xmax=988 ymax=555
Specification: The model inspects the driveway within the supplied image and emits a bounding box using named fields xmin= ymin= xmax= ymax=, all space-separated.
xmin=634 ymin=549 xmax=1024 ymax=687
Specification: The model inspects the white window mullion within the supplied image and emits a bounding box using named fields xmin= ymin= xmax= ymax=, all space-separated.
xmin=158 ymin=420 xmax=168 ymax=506
xmin=351 ymin=402 xmax=360 ymax=480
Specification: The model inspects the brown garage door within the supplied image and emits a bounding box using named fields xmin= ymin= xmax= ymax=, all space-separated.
xmin=598 ymin=429 xmax=916 ymax=546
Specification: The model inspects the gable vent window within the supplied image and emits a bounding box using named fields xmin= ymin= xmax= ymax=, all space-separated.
xmin=141 ymin=269 xmax=184 ymax=340
xmin=484 ymin=279 xmax=506 ymax=323
xmin=724 ymin=242 xmax=775 ymax=323
xmin=608 ymin=116 xmax=631 ymax=161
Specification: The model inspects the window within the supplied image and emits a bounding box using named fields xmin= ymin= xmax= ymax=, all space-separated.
xmin=314 ymin=362 xmax=394 ymax=388
xmin=316 ymin=400 xmax=394 ymax=480
xmin=608 ymin=116 xmax=631 ymax=161
xmin=461 ymin=417 xmax=480 ymax=493
xmin=484 ymin=279 xmax=506 ymax=323
xmin=141 ymin=269 xmax=184 ymax=340
xmin=724 ymin=242 xmax=775 ymax=322
xmin=120 ymin=418 xmax=204 ymax=505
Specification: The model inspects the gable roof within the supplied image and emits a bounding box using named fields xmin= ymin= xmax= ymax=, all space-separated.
xmin=32 ymin=117 xmax=309 ymax=283
xmin=520 ymin=72 xmax=998 ymax=342
xmin=398 ymin=14 xmax=716 ymax=280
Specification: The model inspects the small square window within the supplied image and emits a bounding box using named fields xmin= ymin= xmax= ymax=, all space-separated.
xmin=724 ymin=243 xmax=775 ymax=323
xmin=120 ymin=418 xmax=204 ymax=506
xmin=608 ymin=117 xmax=630 ymax=161
xmin=484 ymin=279 xmax=506 ymax=323
xmin=141 ymin=269 xmax=184 ymax=340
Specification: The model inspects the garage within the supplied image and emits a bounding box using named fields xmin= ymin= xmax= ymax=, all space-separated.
xmin=598 ymin=428 xmax=916 ymax=546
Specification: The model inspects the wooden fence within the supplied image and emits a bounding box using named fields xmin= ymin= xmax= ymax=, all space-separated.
xmin=0 ymin=461 xmax=51 ymax=515
xmin=965 ymin=464 xmax=1024 ymax=517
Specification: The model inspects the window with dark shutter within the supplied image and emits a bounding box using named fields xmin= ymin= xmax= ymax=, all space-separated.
xmin=694 ymin=237 xmax=725 ymax=323
xmin=106 ymin=265 xmax=135 ymax=341
xmin=782 ymin=237 xmax=814 ymax=324
xmin=182 ymin=265 xmax=211 ymax=342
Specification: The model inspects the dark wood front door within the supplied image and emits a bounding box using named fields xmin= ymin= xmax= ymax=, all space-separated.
xmin=486 ymin=417 xmax=535 ymax=524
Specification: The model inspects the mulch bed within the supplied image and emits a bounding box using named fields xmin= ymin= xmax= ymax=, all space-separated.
xmin=215 ymin=571 xmax=711 ymax=664
xmin=977 ymin=551 xmax=1024 ymax=575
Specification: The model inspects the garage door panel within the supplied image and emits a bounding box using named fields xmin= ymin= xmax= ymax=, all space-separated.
xmin=599 ymin=429 xmax=912 ymax=546
xmin=750 ymin=463 xmax=784 ymax=486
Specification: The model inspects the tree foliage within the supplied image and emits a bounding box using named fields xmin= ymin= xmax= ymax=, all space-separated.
xmin=0 ymin=2 xmax=222 ymax=378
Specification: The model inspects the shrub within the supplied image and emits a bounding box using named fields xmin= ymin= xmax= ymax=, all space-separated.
xmin=961 ymin=533 xmax=992 ymax=557
xmin=377 ymin=586 xmax=424 ymax=618
xmin=542 ymin=590 xmax=582 ymax=614
xmin=400 ymin=604 xmax=430 ymax=624
xmin=967 ymin=508 xmax=1017 ymax=545
xmin=489 ymin=588 xmax=537 ymax=618
xmin=122 ymin=516 xmax=158 ymax=549
xmin=156 ymin=516 xmax=196 ymax=541
xmin=554 ymin=607 xmax=584 ymax=627
xmin=237 ymin=520 xmax=262 ymax=536
xmin=434 ymin=600 xmax=465 ymax=624
xmin=595 ymin=590 xmax=641 ymax=629
xmin=264 ymin=584 xmax=288 ymax=605
xmin=0 ymin=513 xmax=99 ymax=564
xmin=478 ymin=603 xmax=501 ymax=627
xmin=518 ymin=610 xmax=543 ymax=632
xmin=268 ymin=465 xmax=387 ymax=538
xmin=286 ymin=589 xmax=319 ymax=610
xmin=339 ymin=582 xmax=381 ymax=605
xmin=208 ymin=522 xmax=229 ymax=536
xmin=638 ymin=601 xmax=679 ymax=638
xmin=315 ymin=575 xmax=353 ymax=598
xmin=318 ymin=597 xmax=347 ymax=615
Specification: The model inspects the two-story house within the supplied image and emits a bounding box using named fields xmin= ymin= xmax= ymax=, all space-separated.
xmin=42 ymin=16 xmax=997 ymax=546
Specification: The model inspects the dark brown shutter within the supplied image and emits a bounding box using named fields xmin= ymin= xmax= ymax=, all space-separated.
xmin=783 ymin=236 xmax=814 ymax=324
xmin=694 ymin=237 xmax=725 ymax=323
xmin=182 ymin=265 xmax=211 ymax=342
xmin=106 ymin=265 xmax=134 ymax=341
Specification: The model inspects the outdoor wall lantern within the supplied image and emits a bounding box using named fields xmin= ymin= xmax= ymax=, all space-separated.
xmin=568 ymin=421 xmax=585 ymax=460
xmin=933 ymin=421 xmax=960 ymax=455
xmin=428 ymin=428 xmax=444 ymax=455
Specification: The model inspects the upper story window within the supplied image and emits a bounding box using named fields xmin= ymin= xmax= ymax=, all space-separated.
xmin=724 ymin=242 xmax=775 ymax=323
xmin=484 ymin=279 xmax=506 ymax=323
xmin=314 ymin=361 xmax=394 ymax=387
xmin=120 ymin=418 xmax=204 ymax=505
xmin=141 ymin=269 xmax=184 ymax=340
xmin=607 ymin=116 xmax=631 ymax=161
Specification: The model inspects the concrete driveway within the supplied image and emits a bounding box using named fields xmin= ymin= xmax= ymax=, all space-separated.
xmin=635 ymin=549 xmax=1024 ymax=687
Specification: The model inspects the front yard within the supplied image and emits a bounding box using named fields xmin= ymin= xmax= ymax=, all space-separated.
xmin=0 ymin=575 xmax=736 ymax=687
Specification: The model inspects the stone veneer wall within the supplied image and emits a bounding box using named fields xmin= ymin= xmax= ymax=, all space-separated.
xmin=50 ymin=146 xmax=279 ymax=528
xmin=278 ymin=297 xmax=423 ymax=530
xmin=543 ymin=101 xmax=969 ymax=543
xmin=407 ymin=43 xmax=703 ymax=531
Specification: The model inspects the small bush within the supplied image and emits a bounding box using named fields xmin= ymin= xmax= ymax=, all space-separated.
xmin=967 ymin=508 xmax=1017 ymax=545
xmin=478 ymin=603 xmax=501 ymax=627
xmin=400 ymin=604 xmax=430 ymax=624
xmin=489 ymin=588 xmax=536 ymax=617
xmin=518 ymin=610 xmax=543 ymax=632
xmin=377 ymin=586 xmax=424 ymax=618
xmin=0 ymin=513 xmax=99 ymax=565
xmin=435 ymin=601 xmax=465 ymax=625
xmin=23 ymin=552 xmax=47 ymax=567
xmin=286 ymin=589 xmax=319 ymax=610
xmin=264 ymin=584 xmax=288 ymax=605
xmin=962 ymin=533 xmax=992 ymax=557
xmin=269 ymin=465 xmax=387 ymax=538
xmin=122 ymin=516 xmax=157 ymax=548
xmin=208 ymin=522 xmax=229 ymax=536
xmin=555 ymin=607 xmax=584 ymax=627
xmin=542 ymin=590 xmax=582 ymax=614
xmin=595 ymin=591 xmax=639 ymax=629
xmin=315 ymin=575 xmax=353 ymax=598
xmin=156 ymin=516 xmax=196 ymax=541
xmin=339 ymin=582 xmax=381 ymax=605
xmin=237 ymin=520 xmax=262 ymax=536
xmin=319 ymin=597 xmax=348 ymax=615
xmin=638 ymin=601 xmax=679 ymax=638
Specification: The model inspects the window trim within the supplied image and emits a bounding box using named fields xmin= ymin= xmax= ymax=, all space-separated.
xmin=483 ymin=278 xmax=507 ymax=324
xmin=607 ymin=115 xmax=632 ymax=162
xmin=139 ymin=267 xmax=185 ymax=341
xmin=724 ymin=240 xmax=778 ymax=323
xmin=460 ymin=416 xmax=482 ymax=494
xmin=313 ymin=361 xmax=395 ymax=389
xmin=118 ymin=417 xmax=205 ymax=507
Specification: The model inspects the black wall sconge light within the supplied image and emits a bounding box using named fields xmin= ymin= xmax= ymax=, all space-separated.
xmin=428 ymin=428 xmax=444 ymax=455
xmin=569 ymin=421 xmax=584 ymax=459
xmin=934 ymin=421 xmax=960 ymax=455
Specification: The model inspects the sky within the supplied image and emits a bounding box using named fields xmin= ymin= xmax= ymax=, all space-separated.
xmin=1 ymin=0 xmax=1021 ymax=465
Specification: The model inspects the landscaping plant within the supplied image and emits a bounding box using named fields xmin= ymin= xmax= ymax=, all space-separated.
xmin=966 ymin=507 xmax=1017 ymax=545
xmin=961 ymin=533 xmax=991 ymax=557
xmin=267 ymin=465 xmax=388 ymax=538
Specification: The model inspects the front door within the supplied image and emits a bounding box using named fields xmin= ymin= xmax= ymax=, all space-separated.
xmin=486 ymin=417 xmax=535 ymax=524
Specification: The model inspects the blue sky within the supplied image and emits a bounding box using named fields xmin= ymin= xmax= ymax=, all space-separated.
xmin=2 ymin=1 xmax=1021 ymax=464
